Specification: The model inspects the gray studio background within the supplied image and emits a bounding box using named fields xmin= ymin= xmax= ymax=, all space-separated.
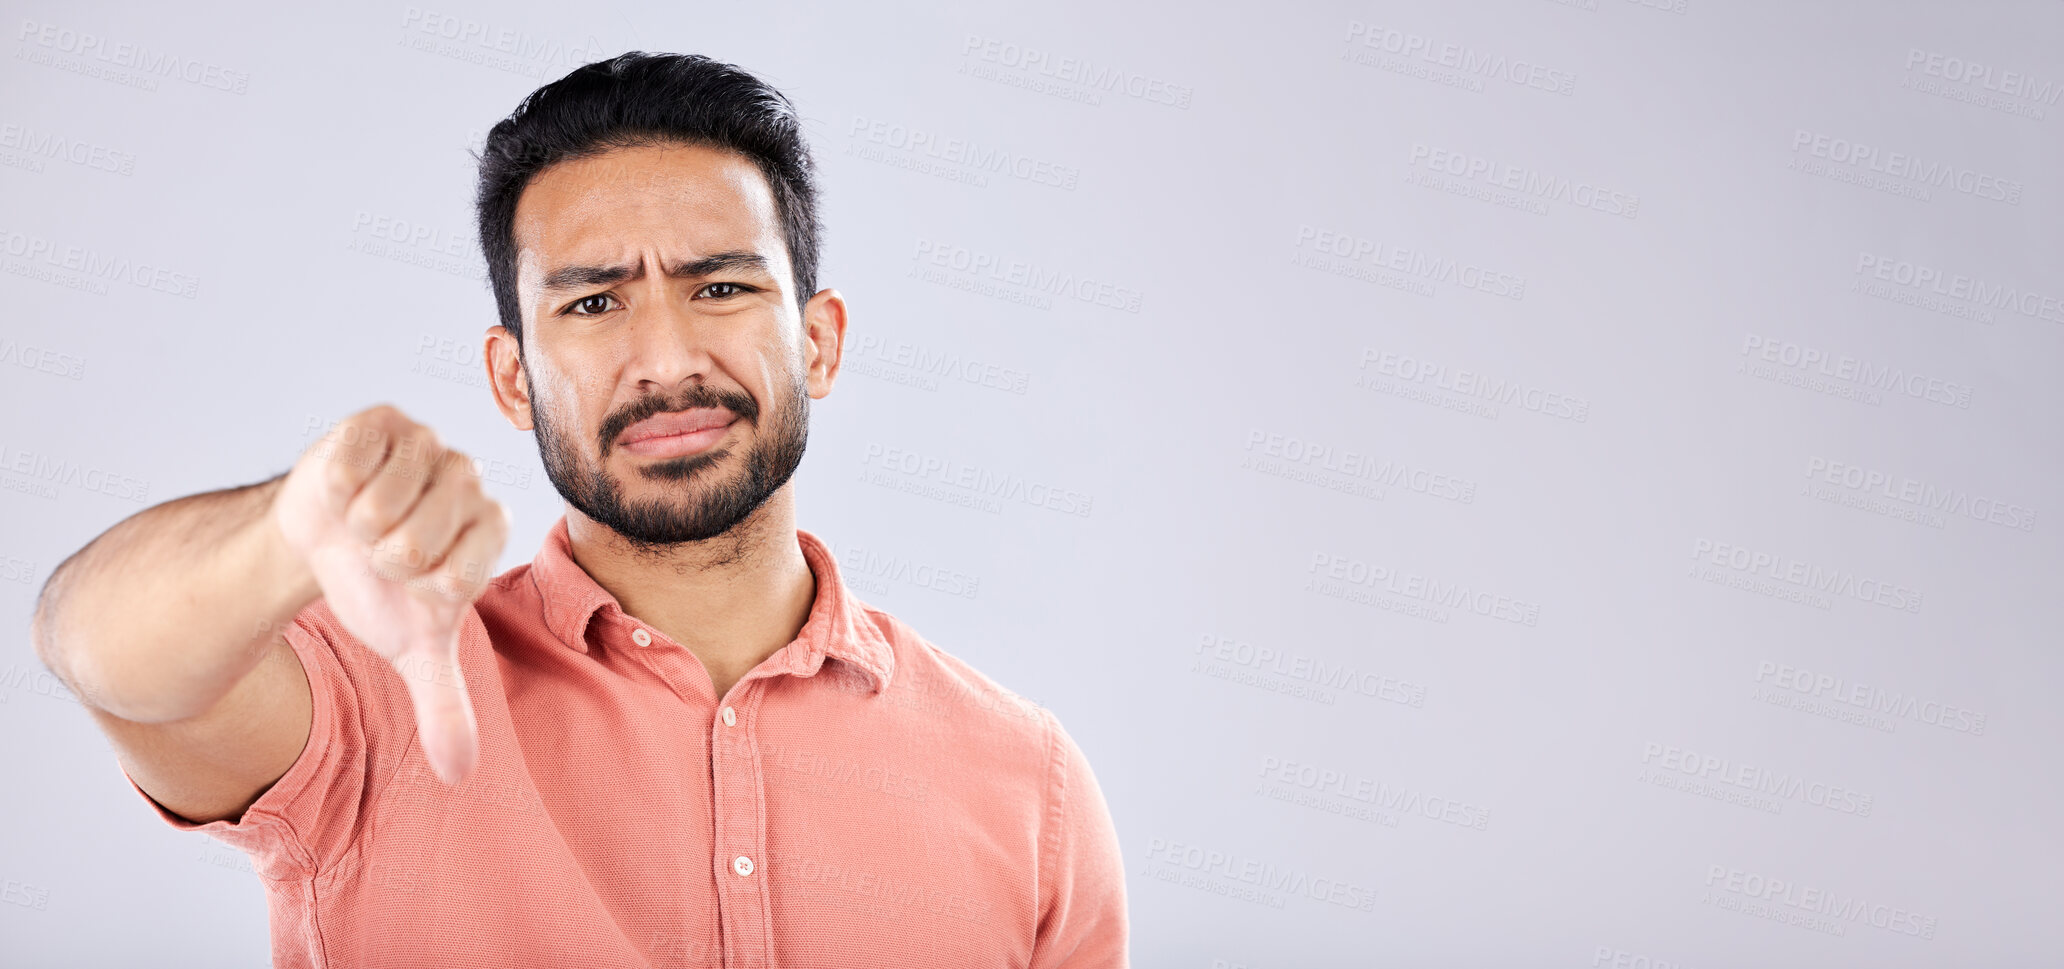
xmin=3 ymin=0 xmax=2060 ymax=966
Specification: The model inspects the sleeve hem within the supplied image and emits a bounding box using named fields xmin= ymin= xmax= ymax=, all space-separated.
xmin=1034 ymin=705 xmax=1068 ymax=941
xmin=117 ymin=607 xmax=339 ymax=877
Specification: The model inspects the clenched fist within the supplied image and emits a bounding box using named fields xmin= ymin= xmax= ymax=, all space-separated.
xmin=273 ymin=404 xmax=510 ymax=784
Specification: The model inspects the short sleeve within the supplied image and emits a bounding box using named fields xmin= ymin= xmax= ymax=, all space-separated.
xmin=1029 ymin=707 xmax=1129 ymax=968
xmin=120 ymin=600 xmax=419 ymax=880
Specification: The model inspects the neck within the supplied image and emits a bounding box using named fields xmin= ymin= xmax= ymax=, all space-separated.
xmin=563 ymin=489 xmax=817 ymax=701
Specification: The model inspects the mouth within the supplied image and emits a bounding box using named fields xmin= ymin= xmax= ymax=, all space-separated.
xmin=616 ymin=407 xmax=738 ymax=459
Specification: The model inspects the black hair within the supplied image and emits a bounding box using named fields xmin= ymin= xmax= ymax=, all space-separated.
xmin=473 ymin=51 xmax=822 ymax=349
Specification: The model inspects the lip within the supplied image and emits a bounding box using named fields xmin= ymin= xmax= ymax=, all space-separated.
xmin=617 ymin=408 xmax=738 ymax=459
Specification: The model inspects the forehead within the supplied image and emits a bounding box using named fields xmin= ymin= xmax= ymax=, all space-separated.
xmin=512 ymin=142 xmax=784 ymax=284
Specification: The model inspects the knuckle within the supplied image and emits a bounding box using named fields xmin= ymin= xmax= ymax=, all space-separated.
xmin=319 ymin=449 xmax=358 ymax=490
xmin=379 ymin=522 xmax=435 ymax=562
xmin=468 ymin=503 xmax=509 ymax=544
xmin=344 ymin=492 xmax=398 ymax=534
xmin=393 ymin=430 xmax=438 ymax=465
xmin=352 ymin=406 xmax=398 ymax=436
xmin=443 ymin=451 xmax=482 ymax=486
xmin=448 ymin=545 xmax=496 ymax=589
xmin=444 ymin=561 xmax=476 ymax=589
xmin=330 ymin=417 xmax=383 ymax=453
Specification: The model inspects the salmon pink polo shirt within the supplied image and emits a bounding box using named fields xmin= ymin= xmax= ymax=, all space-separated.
xmin=121 ymin=517 xmax=1128 ymax=968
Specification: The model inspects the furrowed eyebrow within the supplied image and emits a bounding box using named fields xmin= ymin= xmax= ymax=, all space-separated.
xmin=540 ymin=251 xmax=773 ymax=293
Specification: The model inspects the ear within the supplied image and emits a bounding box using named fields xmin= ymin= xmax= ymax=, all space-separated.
xmin=485 ymin=325 xmax=534 ymax=430
xmin=800 ymin=288 xmax=848 ymax=400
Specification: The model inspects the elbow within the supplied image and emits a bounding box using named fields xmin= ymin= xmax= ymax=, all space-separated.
xmin=27 ymin=578 xmax=76 ymax=693
xmin=28 ymin=594 xmax=169 ymax=722
xmin=27 ymin=603 xmax=110 ymax=714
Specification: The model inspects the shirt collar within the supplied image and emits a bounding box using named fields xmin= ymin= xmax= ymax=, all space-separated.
xmin=527 ymin=515 xmax=895 ymax=693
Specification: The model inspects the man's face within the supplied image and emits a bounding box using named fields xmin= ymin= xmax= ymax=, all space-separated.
xmin=487 ymin=141 xmax=842 ymax=548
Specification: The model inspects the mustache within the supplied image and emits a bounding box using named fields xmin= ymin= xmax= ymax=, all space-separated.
xmin=597 ymin=384 xmax=759 ymax=453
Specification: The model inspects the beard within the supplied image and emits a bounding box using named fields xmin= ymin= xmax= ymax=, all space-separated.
xmin=529 ymin=362 xmax=811 ymax=549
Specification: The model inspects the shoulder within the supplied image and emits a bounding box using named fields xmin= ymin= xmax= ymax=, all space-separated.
xmin=855 ymin=602 xmax=1061 ymax=765
xmin=854 ymin=604 xmax=1114 ymax=870
xmin=480 ymin=562 xmax=538 ymax=613
xmin=470 ymin=562 xmax=561 ymax=647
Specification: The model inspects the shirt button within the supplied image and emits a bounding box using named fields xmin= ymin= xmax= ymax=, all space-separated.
xmin=733 ymin=855 xmax=754 ymax=877
xmin=721 ymin=706 xmax=736 ymax=726
xmin=630 ymin=628 xmax=652 ymax=647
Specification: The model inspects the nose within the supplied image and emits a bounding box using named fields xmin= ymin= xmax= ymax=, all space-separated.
xmin=620 ymin=260 xmax=717 ymax=394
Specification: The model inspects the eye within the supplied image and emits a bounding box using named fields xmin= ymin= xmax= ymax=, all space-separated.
xmin=566 ymin=294 xmax=619 ymax=316
xmin=697 ymin=282 xmax=754 ymax=299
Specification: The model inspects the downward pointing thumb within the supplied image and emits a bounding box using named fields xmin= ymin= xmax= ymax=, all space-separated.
xmin=401 ymin=649 xmax=480 ymax=785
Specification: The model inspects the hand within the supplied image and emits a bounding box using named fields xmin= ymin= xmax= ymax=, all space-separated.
xmin=273 ymin=404 xmax=510 ymax=784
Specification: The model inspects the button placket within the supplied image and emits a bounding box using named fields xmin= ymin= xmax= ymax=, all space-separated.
xmin=709 ymin=684 xmax=772 ymax=964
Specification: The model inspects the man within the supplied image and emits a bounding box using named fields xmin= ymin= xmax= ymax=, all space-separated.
xmin=29 ymin=51 xmax=1127 ymax=968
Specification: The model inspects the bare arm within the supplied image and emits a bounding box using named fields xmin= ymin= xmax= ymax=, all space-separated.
xmin=33 ymin=474 xmax=317 ymax=722
xmin=31 ymin=475 xmax=320 ymax=824
xmin=31 ymin=404 xmax=509 ymax=824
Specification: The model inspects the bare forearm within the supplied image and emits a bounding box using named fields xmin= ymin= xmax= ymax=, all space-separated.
xmin=31 ymin=474 xmax=320 ymax=723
